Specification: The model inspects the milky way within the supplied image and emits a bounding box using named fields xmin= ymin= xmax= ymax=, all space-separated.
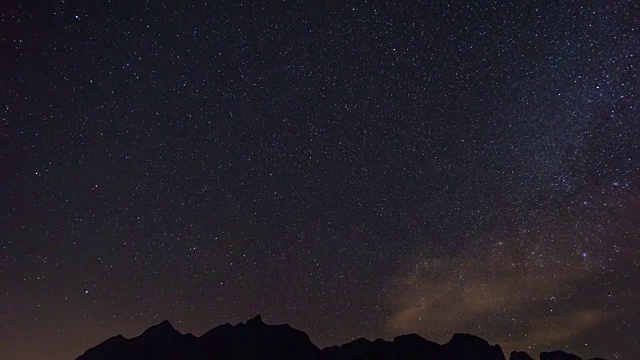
xmin=4 ymin=2 xmax=639 ymax=360
xmin=387 ymin=187 xmax=639 ymax=356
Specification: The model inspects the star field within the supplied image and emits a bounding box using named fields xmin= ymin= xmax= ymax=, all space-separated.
xmin=3 ymin=2 xmax=639 ymax=360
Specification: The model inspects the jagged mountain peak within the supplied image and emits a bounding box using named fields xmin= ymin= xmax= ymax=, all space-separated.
xmin=448 ymin=332 xmax=492 ymax=345
xmin=137 ymin=320 xmax=182 ymax=339
xmin=77 ymin=316 xmax=604 ymax=360
xmin=247 ymin=314 xmax=263 ymax=324
xmin=143 ymin=320 xmax=175 ymax=332
xmin=510 ymin=350 xmax=535 ymax=360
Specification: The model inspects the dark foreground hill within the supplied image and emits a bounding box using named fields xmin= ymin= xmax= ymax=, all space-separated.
xmin=76 ymin=315 xmax=604 ymax=360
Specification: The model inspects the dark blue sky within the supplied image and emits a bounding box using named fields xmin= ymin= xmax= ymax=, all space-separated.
xmin=4 ymin=2 xmax=639 ymax=359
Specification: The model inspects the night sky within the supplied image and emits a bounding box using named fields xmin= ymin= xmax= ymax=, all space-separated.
xmin=4 ymin=2 xmax=640 ymax=360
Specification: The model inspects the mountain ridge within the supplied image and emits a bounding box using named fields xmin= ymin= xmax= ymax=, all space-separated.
xmin=76 ymin=315 xmax=606 ymax=360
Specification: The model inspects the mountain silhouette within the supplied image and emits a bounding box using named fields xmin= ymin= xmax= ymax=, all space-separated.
xmin=540 ymin=350 xmax=584 ymax=360
xmin=76 ymin=315 xmax=607 ymax=360
xmin=510 ymin=351 xmax=535 ymax=360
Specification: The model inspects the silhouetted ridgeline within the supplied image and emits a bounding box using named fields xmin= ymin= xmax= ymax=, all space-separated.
xmin=76 ymin=315 xmax=606 ymax=360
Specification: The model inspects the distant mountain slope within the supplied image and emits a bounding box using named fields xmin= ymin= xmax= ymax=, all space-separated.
xmin=76 ymin=315 xmax=604 ymax=360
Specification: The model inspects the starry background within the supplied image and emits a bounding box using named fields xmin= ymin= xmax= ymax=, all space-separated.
xmin=3 ymin=1 xmax=639 ymax=360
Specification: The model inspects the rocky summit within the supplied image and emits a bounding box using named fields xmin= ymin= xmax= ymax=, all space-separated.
xmin=77 ymin=316 xmax=604 ymax=360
